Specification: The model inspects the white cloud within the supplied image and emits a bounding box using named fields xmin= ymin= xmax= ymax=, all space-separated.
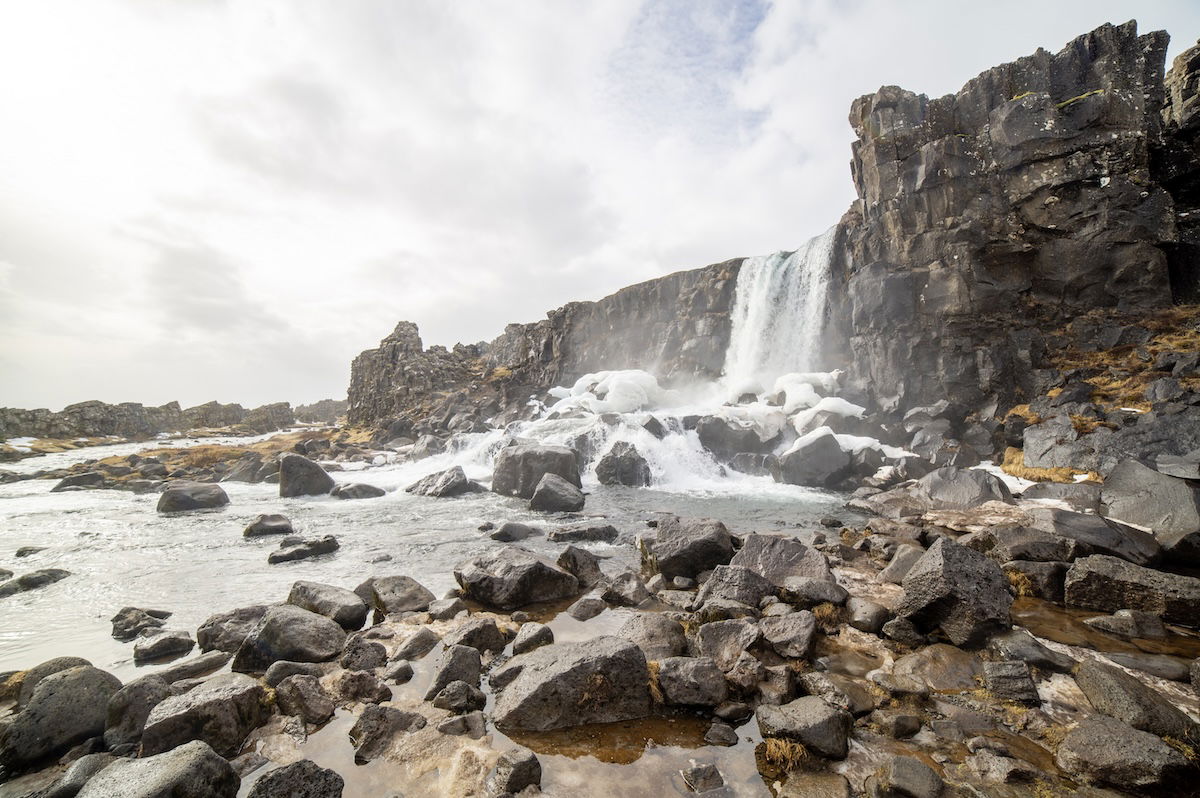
xmin=0 ymin=0 xmax=1197 ymax=409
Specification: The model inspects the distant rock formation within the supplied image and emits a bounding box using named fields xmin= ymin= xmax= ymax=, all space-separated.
xmin=295 ymin=399 xmax=349 ymax=424
xmin=0 ymin=399 xmax=296 ymax=441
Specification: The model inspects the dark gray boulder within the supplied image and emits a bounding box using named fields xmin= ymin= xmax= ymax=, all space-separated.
xmin=12 ymin=656 xmax=93 ymax=709
xmin=41 ymin=752 xmax=115 ymax=798
xmin=914 ymin=466 xmax=1013 ymax=510
xmin=490 ymin=521 xmax=541 ymax=542
xmin=512 ymin=622 xmax=553 ymax=655
xmin=51 ymin=471 xmax=106 ymax=492
xmin=486 ymin=749 xmax=542 ymax=796
xmin=695 ymin=618 xmax=759 ymax=671
xmin=697 ymin=415 xmax=775 ymax=462
xmin=339 ymin=637 xmax=387 ymax=671
xmin=556 ymin=545 xmax=604 ymax=588
xmin=423 ymin=645 xmax=482 ymax=701
xmin=760 ymin=611 xmax=817 ymax=659
xmin=133 ymin=630 xmax=196 ymax=662
xmin=442 ymin=617 xmax=507 ymax=654
xmin=601 ymin=571 xmax=651 ymax=607
xmin=869 ymin=757 xmax=943 ymax=798
xmin=330 ymin=482 xmax=385 ymax=500
xmin=615 ymin=613 xmax=688 ymax=661
xmin=432 ymin=680 xmax=486 ymax=714
xmin=595 ymin=441 xmax=652 ymax=487
xmin=242 ymin=514 xmax=293 ymax=537
xmin=156 ymin=482 xmax=230 ymax=513
xmin=268 ymin=535 xmax=339 ymax=564
xmin=197 ymin=605 xmax=268 ymax=653
xmin=692 ymin=564 xmax=774 ymax=608
xmin=896 ymin=538 xmax=1013 ymax=646
xmin=232 ymin=605 xmax=347 ymax=672
xmin=356 ymin=575 xmax=436 ymax=614
xmin=1064 ymin=555 xmax=1200 ymax=625
xmin=756 ymin=696 xmax=853 ymax=759
xmin=348 ymin=704 xmax=426 ymax=764
xmin=274 ymin=675 xmax=335 ymax=725
xmin=331 ymin=670 xmax=390 ymax=704
xmin=278 ymin=454 xmax=334 ymax=498
xmin=982 ymin=661 xmax=1039 ymax=704
xmin=263 ymin=661 xmax=327 ymax=688
xmin=880 ymin=544 xmax=926 ymax=584
xmin=548 ymin=523 xmax=618 ymax=543
xmin=730 ymin=533 xmax=832 ymax=585
xmin=110 ymin=606 xmax=169 ymax=641
xmin=246 ymin=759 xmax=344 ymax=798
xmin=491 ymin=444 xmax=580 ymax=499
xmin=104 ymin=676 xmax=172 ymax=749
xmin=0 ymin=665 xmax=121 ymax=769
xmin=492 ymin=637 xmax=650 ymax=731
xmin=287 ymin=581 xmax=368 ymax=630
xmin=1054 ymin=715 xmax=1188 ymax=792
xmin=427 ymin=597 xmax=466 ymax=621
xmin=140 ymin=673 xmax=267 ymax=757
xmin=454 ymin=547 xmax=578 ymax=609
xmin=0 ymin=568 xmax=71 ymax=599
xmin=641 ymin=516 xmax=734 ymax=579
xmin=76 ymin=740 xmax=239 ymax=798
xmin=986 ymin=630 xmax=1074 ymax=673
xmin=1100 ymin=459 xmax=1200 ymax=564
xmin=1074 ymin=659 xmax=1197 ymax=738
xmin=405 ymin=465 xmax=474 ymax=498
xmin=1024 ymin=506 xmax=1160 ymax=566
xmin=772 ymin=429 xmax=851 ymax=487
xmin=657 ymin=657 xmax=728 ymax=707
xmin=529 ymin=473 xmax=585 ymax=512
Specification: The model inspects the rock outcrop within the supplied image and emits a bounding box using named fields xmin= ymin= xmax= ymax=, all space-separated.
xmin=0 ymin=398 xmax=295 ymax=441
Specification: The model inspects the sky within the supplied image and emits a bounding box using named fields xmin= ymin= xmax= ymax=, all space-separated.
xmin=1 ymin=1 xmax=1198 ymax=411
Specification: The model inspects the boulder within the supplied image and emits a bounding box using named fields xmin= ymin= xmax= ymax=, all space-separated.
xmin=75 ymin=740 xmax=239 ymax=798
xmin=141 ymin=673 xmax=267 ymax=757
xmin=427 ymin=597 xmax=466 ymax=621
xmin=986 ymin=629 xmax=1075 ymax=673
xmin=432 ymin=680 xmax=486 ymax=714
xmin=268 ymin=535 xmax=339 ymax=564
xmin=642 ymin=516 xmax=734 ymax=579
xmin=760 ymin=611 xmax=817 ymax=659
xmin=1055 ymin=715 xmax=1187 ymax=792
xmin=331 ymin=670 xmax=391 ymax=704
xmin=615 ymin=613 xmax=688 ymax=660
xmin=595 ymin=442 xmax=652 ymax=487
xmin=356 ymin=575 xmax=436 ymax=614
xmin=0 ymin=665 xmax=121 ymax=769
xmin=155 ymin=651 xmax=231 ymax=684
xmin=529 ymin=473 xmax=585 ymax=512
xmin=263 ymin=661 xmax=327 ymax=688
xmin=348 ymin=704 xmax=426 ymax=764
xmin=869 ymin=756 xmax=943 ymax=798
xmin=274 ymin=675 xmax=336 ymax=726
xmin=982 ymin=661 xmax=1039 ymax=704
xmin=513 ymin=622 xmax=554 ymax=655
xmin=1100 ymin=459 xmax=1200 ymax=564
xmin=601 ymin=571 xmax=651 ymax=606
xmin=41 ymin=752 xmax=115 ymax=798
xmin=442 ymin=617 xmax=507 ymax=654
xmin=556 ymin=545 xmax=604 ymax=588
xmin=730 ymin=534 xmax=832 ymax=586
xmin=0 ymin=568 xmax=71 ymax=598
xmin=197 ymin=605 xmax=268 ymax=653
xmin=490 ymin=521 xmax=541 ymax=542
xmin=110 ymin=606 xmax=169 ymax=641
xmin=340 ymin=637 xmax=387 ymax=671
xmin=51 ymin=471 xmax=106 ymax=492
xmin=879 ymin=544 xmax=926 ymax=584
xmin=772 ymin=428 xmax=851 ymax=487
xmin=914 ymin=467 xmax=1013 ymax=510
xmin=278 ymin=454 xmax=334 ymax=498
xmin=454 ymin=547 xmax=579 ymax=609
xmin=133 ymin=630 xmax=196 ymax=662
xmin=246 ymin=759 xmax=343 ymax=798
xmin=330 ymin=482 xmax=386 ymax=500
xmin=405 ymin=465 xmax=474 ymax=498
xmin=693 ymin=565 xmax=774 ymax=608
xmin=756 ymin=696 xmax=853 ymax=759
xmin=1084 ymin=608 xmax=1167 ymax=639
xmin=232 ymin=605 xmax=347 ymax=672
xmin=895 ymin=538 xmax=1013 ymax=646
xmin=423 ymin=645 xmax=482 ymax=701
xmin=491 ymin=444 xmax=580 ymax=499
xmin=548 ymin=523 xmax=618 ymax=543
xmin=890 ymin=644 xmax=982 ymax=693
xmin=657 ymin=657 xmax=728 ymax=706
xmin=1064 ymin=555 xmax=1200 ymax=625
xmin=697 ymin=415 xmax=774 ymax=461
xmin=486 ymin=749 xmax=542 ymax=796
xmin=104 ymin=676 xmax=172 ymax=749
xmin=695 ymin=618 xmax=759 ymax=671
xmin=287 ymin=581 xmax=368 ymax=630
xmin=492 ymin=637 xmax=650 ymax=731
xmin=1074 ymin=659 xmax=1197 ymax=738
xmin=242 ymin=514 xmax=293 ymax=537
xmin=156 ymin=482 xmax=230 ymax=513
xmin=12 ymin=656 xmax=92 ymax=709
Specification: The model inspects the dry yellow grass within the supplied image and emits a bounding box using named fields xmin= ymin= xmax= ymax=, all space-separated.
xmin=1000 ymin=447 xmax=1101 ymax=485
xmin=646 ymin=661 xmax=664 ymax=704
xmin=760 ymin=738 xmax=812 ymax=772
xmin=1006 ymin=569 xmax=1034 ymax=598
xmin=811 ymin=602 xmax=843 ymax=634
xmin=1005 ymin=404 xmax=1043 ymax=425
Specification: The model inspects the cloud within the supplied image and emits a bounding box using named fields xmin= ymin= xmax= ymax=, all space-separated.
xmin=0 ymin=0 xmax=1198 ymax=409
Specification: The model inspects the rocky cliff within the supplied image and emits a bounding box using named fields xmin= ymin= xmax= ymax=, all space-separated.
xmin=349 ymin=21 xmax=1198 ymax=430
xmin=346 ymin=260 xmax=739 ymax=430
xmin=828 ymin=21 xmax=1186 ymax=414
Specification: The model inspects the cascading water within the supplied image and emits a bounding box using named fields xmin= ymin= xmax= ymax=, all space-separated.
xmin=722 ymin=226 xmax=836 ymax=395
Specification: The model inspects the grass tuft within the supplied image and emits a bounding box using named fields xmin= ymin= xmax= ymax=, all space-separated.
xmin=646 ymin=660 xmax=664 ymax=704
xmin=761 ymin=738 xmax=812 ymax=772
xmin=1000 ymin=447 xmax=1100 ymax=484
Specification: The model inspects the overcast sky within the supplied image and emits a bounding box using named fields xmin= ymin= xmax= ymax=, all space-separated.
xmin=1 ymin=1 xmax=1197 ymax=411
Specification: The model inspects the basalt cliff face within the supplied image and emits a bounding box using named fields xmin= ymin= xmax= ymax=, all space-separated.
xmin=348 ymin=21 xmax=1199 ymax=431
xmin=0 ymin=399 xmax=296 ymax=441
xmin=346 ymin=260 xmax=740 ymax=431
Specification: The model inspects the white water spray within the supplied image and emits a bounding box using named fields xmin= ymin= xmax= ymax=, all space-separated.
xmin=722 ymin=226 xmax=836 ymax=394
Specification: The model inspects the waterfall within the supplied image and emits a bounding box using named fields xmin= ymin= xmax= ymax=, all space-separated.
xmin=722 ymin=226 xmax=836 ymax=394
